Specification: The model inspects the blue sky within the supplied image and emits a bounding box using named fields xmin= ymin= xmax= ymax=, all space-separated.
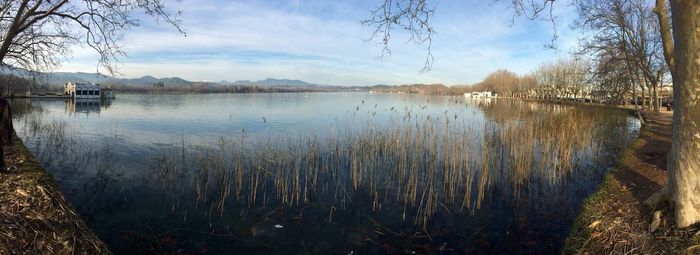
xmin=59 ymin=0 xmax=579 ymax=86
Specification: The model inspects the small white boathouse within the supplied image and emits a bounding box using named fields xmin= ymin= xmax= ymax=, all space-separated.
xmin=465 ymin=91 xmax=496 ymax=99
xmin=64 ymin=82 xmax=115 ymax=99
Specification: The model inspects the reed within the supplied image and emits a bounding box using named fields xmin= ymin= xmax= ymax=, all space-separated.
xmin=145 ymin=100 xmax=635 ymax=228
xmin=9 ymin=97 xmax=641 ymax=254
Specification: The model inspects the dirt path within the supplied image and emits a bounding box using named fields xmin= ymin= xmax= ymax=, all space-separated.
xmin=564 ymin=111 xmax=700 ymax=254
xmin=0 ymin=137 xmax=111 ymax=255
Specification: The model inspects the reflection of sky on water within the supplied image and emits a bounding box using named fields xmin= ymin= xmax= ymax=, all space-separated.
xmin=14 ymin=92 xmax=489 ymax=182
xmin=11 ymin=93 xmax=641 ymax=254
xmin=21 ymin=92 xmax=486 ymax=148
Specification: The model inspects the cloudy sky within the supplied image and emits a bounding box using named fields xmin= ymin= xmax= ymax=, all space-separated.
xmin=58 ymin=0 xmax=579 ymax=86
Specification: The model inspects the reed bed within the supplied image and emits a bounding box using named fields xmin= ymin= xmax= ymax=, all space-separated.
xmin=147 ymin=100 xmax=636 ymax=228
xmin=10 ymin=98 xmax=640 ymax=253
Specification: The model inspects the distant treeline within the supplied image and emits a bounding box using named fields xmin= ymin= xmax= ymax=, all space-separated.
xmin=369 ymin=84 xmax=465 ymax=95
xmin=368 ymin=70 xmax=520 ymax=96
xmin=110 ymin=83 xmax=364 ymax=93
xmin=372 ymin=0 xmax=673 ymax=112
xmin=371 ymin=54 xmax=670 ymax=110
xmin=0 ymin=74 xmax=46 ymax=96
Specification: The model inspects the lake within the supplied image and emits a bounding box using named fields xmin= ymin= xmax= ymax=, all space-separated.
xmin=11 ymin=93 xmax=639 ymax=254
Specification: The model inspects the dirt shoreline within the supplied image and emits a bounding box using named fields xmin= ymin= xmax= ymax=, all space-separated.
xmin=563 ymin=110 xmax=700 ymax=254
xmin=0 ymin=135 xmax=111 ymax=254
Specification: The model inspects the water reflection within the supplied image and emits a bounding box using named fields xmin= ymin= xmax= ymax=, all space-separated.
xmin=64 ymin=99 xmax=113 ymax=115
xmin=11 ymin=93 xmax=639 ymax=254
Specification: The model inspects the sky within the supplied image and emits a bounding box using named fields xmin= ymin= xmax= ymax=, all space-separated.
xmin=58 ymin=0 xmax=580 ymax=86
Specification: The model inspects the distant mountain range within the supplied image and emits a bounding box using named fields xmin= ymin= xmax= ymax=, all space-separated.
xmin=0 ymin=68 xmax=330 ymax=88
xmin=222 ymin=78 xmax=318 ymax=87
xmin=42 ymin=72 xmax=324 ymax=88
xmin=42 ymin=72 xmax=190 ymax=88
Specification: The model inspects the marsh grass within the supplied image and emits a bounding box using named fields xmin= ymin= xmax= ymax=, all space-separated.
xmin=11 ymin=97 xmax=640 ymax=253
xmin=148 ymin=100 xmax=636 ymax=228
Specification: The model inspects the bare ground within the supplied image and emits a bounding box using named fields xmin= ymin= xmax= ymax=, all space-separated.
xmin=564 ymin=111 xmax=700 ymax=254
xmin=0 ymin=137 xmax=111 ymax=255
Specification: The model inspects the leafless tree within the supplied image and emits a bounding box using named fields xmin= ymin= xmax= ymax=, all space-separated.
xmin=367 ymin=0 xmax=700 ymax=228
xmin=526 ymin=57 xmax=591 ymax=101
xmin=362 ymin=0 xmax=558 ymax=71
xmin=362 ymin=0 xmax=435 ymax=71
xmin=648 ymin=0 xmax=700 ymax=228
xmin=574 ymin=0 xmax=667 ymax=112
xmin=590 ymin=42 xmax=639 ymax=104
xmin=516 ymin=73 xmax=537 ymax=98
xmin=473 ymin=69 xmax=519 ymax=97
xmin=0 ymin=0 xmax=184 ymax=74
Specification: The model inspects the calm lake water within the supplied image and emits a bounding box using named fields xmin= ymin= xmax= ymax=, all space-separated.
xmin=12 ymin=93 xmax=639 ymax=254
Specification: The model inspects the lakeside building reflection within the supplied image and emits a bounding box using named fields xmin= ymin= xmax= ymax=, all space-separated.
xmin=64 ymin=99 xmax=112 ymax=115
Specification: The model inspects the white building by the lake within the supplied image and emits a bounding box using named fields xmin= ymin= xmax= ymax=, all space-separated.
xmin=465 ymin=91 xmax=497 ymax=98
xmin=64 ymin=82 xmax=115 ymax=99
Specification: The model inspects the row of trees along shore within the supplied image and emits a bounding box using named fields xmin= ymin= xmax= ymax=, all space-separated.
xmin=366 ymin=0 xmax=700 ymax=229
xmin=376 ymin=53 xmax=667 ymax=112
xmin=0 ymin=0 xmax=697 ymax=231
xmin=370 ymin=0 xmax=671 ymax=113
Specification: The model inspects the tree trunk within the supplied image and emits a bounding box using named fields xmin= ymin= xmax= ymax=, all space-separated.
xmin=631 ymin=85 xmax=647 ymax=124
xmin=0 ymin=1 xmax=30 ymax=65
xmin=652 ymin=81 xmax=660 ymax=112
xmin=668 ymin=1 xmax=700 ymax=228
xmin=641 ymin=86 xmax=647 ymax=110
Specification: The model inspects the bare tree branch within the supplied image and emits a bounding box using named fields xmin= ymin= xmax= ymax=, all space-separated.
xmin=574 ymin=0 xmax=668 ymax=112
xmin=652 ymin=0 xmax=674 ymax=76
xmin=362 ymin=0 xmax=435 ymax=71
xmin=363 ymin=0 xmax=559 ymax=71
xmin=509 ymin=0 xmax=557 ymax=48
xmin=0 ymin=0 xmax=184 ymax=75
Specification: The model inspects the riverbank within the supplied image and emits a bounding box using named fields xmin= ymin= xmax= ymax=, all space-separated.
xmin=563 ymin=111 xmax=700 ymax=254
xmin=0 ymin=136 xmax=111 ymax=254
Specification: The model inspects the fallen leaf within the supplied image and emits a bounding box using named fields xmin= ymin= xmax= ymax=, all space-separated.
xmin=15 ymin=189 xmax=30 ymax=197
xmin=650 ymin=210 xmax=662 ymax=232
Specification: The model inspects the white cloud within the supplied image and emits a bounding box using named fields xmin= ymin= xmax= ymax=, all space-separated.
xmin=57 ymin=0 xmax=579 ymax=86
